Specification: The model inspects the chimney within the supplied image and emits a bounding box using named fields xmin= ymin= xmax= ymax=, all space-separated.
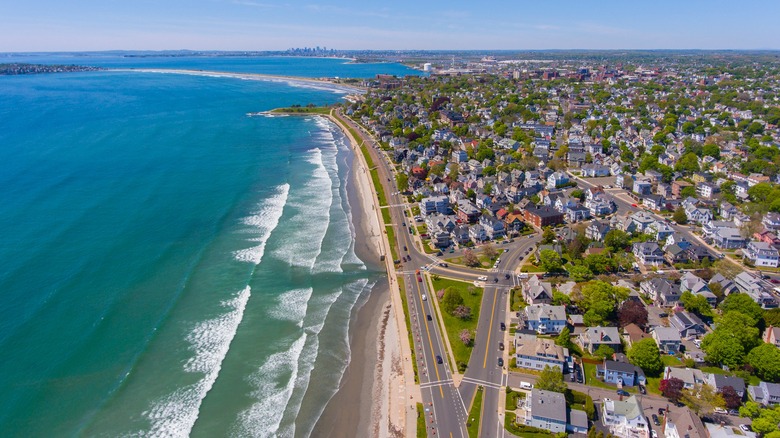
xmin=600 ymin=330 xmax=604 ymax=341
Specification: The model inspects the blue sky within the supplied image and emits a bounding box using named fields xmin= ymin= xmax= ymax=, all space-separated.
xmin=2 ymin=0 xmax=778 ymax=52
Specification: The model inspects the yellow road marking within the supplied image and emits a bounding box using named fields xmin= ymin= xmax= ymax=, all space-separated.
xmin=483 ymin=289 xmax=499 ymax=369
xmin=415 ymin=273 xmax=445 ymax=398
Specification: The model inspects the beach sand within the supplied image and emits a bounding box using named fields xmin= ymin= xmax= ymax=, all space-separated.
xmin=311 ymin=118 xmax=405 ymax=438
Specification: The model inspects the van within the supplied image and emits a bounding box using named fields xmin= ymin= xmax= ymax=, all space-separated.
xmin=520 ymin=381 xmax=533 ymax=390
xmin=517 ymin=273 xmax=529 ymax=279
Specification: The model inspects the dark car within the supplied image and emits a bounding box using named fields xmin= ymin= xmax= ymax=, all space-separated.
xmin=439 ymin=262 xmax=448 ymax=267
xmin=403 ymin=245 xmax=407 ymax=251
xmin=658 ymin=408 xmax=666 ymax=416
xmin=500 ymin=322 xmax=506 ymax=331
xmin=639 ymin=385 xmax=647 ymax=395
xmin=498 ymin=342 xmax=504 ymax=351
xmin=505 ymin=274 xmax=510 ymax=279
xmin=426 ymin=314 xmax=432 ymax=321
xmin=497 ymin=357 xmax=504 ymax=367
xmin=617 ymin=389 xmax=630 ymax=397
xmin=436 ymin=355 xmax=443 ymax=364
xmin=576 ymin=373 xmax=583 ymax=384
xmin=652 ymin=414 xmax=660 ymax=426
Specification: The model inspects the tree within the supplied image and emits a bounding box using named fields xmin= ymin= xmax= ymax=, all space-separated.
xmin=463 ymin=249 xmax=480 ymax=267
xmin=535 ymin=365 xmax=567 ymax=393
xmin=680 ymin=185 xmax=697 ymax=198
xmin=660 ymin=377 xmax=685 ymax=403
xmin=568 ymin=264 xmax=594 ymax=282
xmin=482 ymin=243 xmax=498 ymax=260
xmin=701 ymin=332 xmax=747 ymax=369
xmin=765 ymin=308 xmax=780 ymax=327
xmin=441 ymin=288 xmax=464 ymax=314
xmin=675 ymin=152 xmax=701 ymax=174
xmin=542 ymin=227 xmax=556 ymax=244
xmin=594 ymin=344 xmax=615 ymax=360
xmin=681 ymin=384 xmax=724 ymax=416
xmin=459 ymin=329 xmax=473 ymax=346
xmin=539 ymin=249 xmax=563 ymax=273
xmin=618 ymin=300 xmax=648 ymax=329
xmin=452 ymin=305 xmax=473 ymax=320
xmin=555 ymin=327 xmax=572 ymax=348
xmin=739 ymin=401 xmax=763 ymax=419
xmin=578 ymin=281 xmax=630 ymax=325
xmin=679 ymin=291 xmax=714 ymax=319
xmin=672 ymin=206 xmax=688 ymax=224
xmin=552 ymin=290 xmax=572 ymax=306
xmin=747 ymin=343 xmax=780 ymax=383
xmin=748 ymin=182 xmax=773 ymax=203
xmin=628 ymin=338 xmax=663 ymax=376
xmin=604 ymin=229 xmax=630 ymax=251
xmin=720 ymin=293 xmax=764 ymax=327
xmin=719 ymin=385 xmax=742 ymax=410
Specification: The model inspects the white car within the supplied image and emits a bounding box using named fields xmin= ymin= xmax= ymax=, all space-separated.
xmin=477 ymin=276 xmax=488 ymax=281
xmin=422 ymin=294 xmax=427 ymax=301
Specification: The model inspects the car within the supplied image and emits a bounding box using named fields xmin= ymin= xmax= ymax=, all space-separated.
xmin=499 ymin=342 xmax=504 ymax=350
xmin=401 ymin=222 xmax=405 ymax=227
xmin=693 ymin=339 xmax=701 ymax=347
xmin=658 ymin=313 xmax=668 ymax=318
xmin=421 ymin=294 xmax=427 ymax=301
xmin=436 ymin=355 xmax=443 ymax=364
xmin=497 ymin=357 xmax=504 ymax=367
xmin=477 ymin=276 xmax=488 ymax=281
xmin=652 ymin=414 xmax=660 ymax=426
xmin=505 ymin=274 xmax=510 ymax=279
xmin=639 ymin=385 xmax=647 ymax=395
xmin=417 ymin=275 xmax=422 ymax=282
xmin=658 ymin=408 xmax=666 ymax=416
xmin=714 ymin=407 xmax=728 ymax=414
xmin=439 ymin=262 xmax=448 ymax=268
xmin=617 ymin=389 xmax=630 ymax=397
xmin=426 ymin=314 xmax=432 ymax=321
xmin=651 ymin=431 xmax=658 ymax=438
xmin=403 ymin=245 xmax=407 ymax=251
xmin=494 ymin=277 xmax=499 ymax=283
xmin=631 ymin=203 xmax=638 ymax=207
xmin=740 ymin=424 xmax=751 ymax=432
xmin=500 ymin=322 xmax=506 ymax=331
xmin=771 ymin=278 xmax=780 ymax=284
xmin=576 ymin=373 xmax=583 ymax=384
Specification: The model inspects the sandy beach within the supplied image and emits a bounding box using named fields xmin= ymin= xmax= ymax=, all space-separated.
xmin=112 ymin=68 xmax=366 ymax=94
xmin=311 ymin=115 xmax=406 ymax=437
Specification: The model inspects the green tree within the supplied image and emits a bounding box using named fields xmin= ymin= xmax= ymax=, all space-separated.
xmin=628 ymin=338 xmax=663 ymax=377
xmin=672 ymin=206 xmax=688 ymax=224
xmin=441 ymin=288 xmax=464 ymax=314
xmin=578 ymin=281 xmax=630 ymax=325
xmin=739 ymin=401 xmax=762 ymax=419
xmin=594 ymin=344 xmax=615 ymax=360
xmin=555 ymin=327 xmax=572 ymax=348
xmin=604 ymin=229 xmax=630 ymax=251
xmin=568 ymin=264 xmax=594 ymax=282
xmin=747 ymin=182 xmax=773 ymax=203
xmin=765 ymin=308 xmax=780 ymax=327
xmin=535 ymin=365 xmax=567 ymax=393
xmin=679 ymin=291 xmax=714 ymax=319
xmin=395 ymin=173 xmax=409 ymax=192
xmin=542 ymin=226 xmax=556 ymax=244
xmin=720 ymin=293 xmax=765 ymax=326
xmin=675 ymin=152 xmax=701 ymax=174
xmin=702 ymin=143 xmax=720 ymax=159
xmin=552 ymin=290 xmax=572 ymax=306
xmin=747 ymin=343 xmax=780 ymax=383
xmin=701 ymin=311 xmax=761 ymax=368
xmin=681 ymin=384 xmax=724 ymax=416
xmin=680 ymin=185 xmax=697 ymax=198
xmin=539 ymin=249 xmax=563 ymax=273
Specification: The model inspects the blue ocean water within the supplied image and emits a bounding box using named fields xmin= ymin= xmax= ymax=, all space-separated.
xmin=0 ymin=58 xmax=417 ymax=437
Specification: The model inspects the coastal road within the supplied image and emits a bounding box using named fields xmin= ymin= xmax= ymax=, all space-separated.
xmin=335 ymin=110 xmax=469 ymax=437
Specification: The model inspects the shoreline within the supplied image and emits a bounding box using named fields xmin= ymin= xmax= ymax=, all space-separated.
xmin=311 ymin=113 xmax=408 ymax=437
xmin=109 ymin=68 xmax=366 ymax=93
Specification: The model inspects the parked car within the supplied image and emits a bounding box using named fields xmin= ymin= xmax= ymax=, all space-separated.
xmin=652 ymin=414 xmax=660 ymax=426
xmin=477 ymin=276 xmax=488 ymax=281
xmin=498 ymin=342 xmax=504 ymax=351
xmin=500 ymin=322 xmax=506 ymax=331
xmin=617 ymin=389 xmax=630 ymax=397
xmin=658 ymin=408 xmax=666 ymax=416
xmin=403 ymin=245 xmax=407 ymax=251
xmin=639 ymin=385 xmax=646 ymax=394
xmin=740 ymin=424 xmax=751 ymax=432
xmin=497 ymin=357 xmax=504 ymax=367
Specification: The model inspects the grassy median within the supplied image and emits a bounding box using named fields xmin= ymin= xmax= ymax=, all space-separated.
xmin=430 ymin=277 xmax=483 ymax=371
xmin=467 ymin=387 xmax=484 ymax=438
xmin=397 ymin=276 xmax=419 ymax=384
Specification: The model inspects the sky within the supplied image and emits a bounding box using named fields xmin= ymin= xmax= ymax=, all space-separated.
xmin=2 ymin=0 xmax=779 ymax=52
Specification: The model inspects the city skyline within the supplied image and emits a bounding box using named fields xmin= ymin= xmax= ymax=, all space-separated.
xmin=3 ymin=0 xmax=779 ymax=52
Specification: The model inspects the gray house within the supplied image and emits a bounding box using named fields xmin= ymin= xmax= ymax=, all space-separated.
xmin=669 ymin=311 xmax=706 ymax=338
xmin=748 ymin=381 xmax=780 ymax=406
xmin=524 ymin=304 xmax=567 ymax=335
xmin=522 ymin=389 xmax=588 ymax=434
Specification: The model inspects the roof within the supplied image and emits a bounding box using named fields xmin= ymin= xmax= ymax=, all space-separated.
xmin=525 ymin=304 xmax=566 ymax=322
xmin=530 ymin=389 xmax=567 ymax=423
xmin=666 ymin=407 xmax=706 ymax=438
xmin=604 ymin=360 xmax=637 ymax=374
xmin=581 ymin=326 xmax=621 ymax=344
xmin=569 ymin=409 xmax=588 ymax=430
xmin=603 ymin=395 xmax=643 ymax=420
xmin=515 ymin=336 xmax=567 ymax=361
xmin=653 ymin=326 xmax=682 ymax=342
xmin=708 ymin=373 xmax=745 ymax=394
xmin=670 ymin=311 xmax=704 ymax=329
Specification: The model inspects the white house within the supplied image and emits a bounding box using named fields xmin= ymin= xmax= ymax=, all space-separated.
xmin=744 ymin=241 xmax=780 ymax=268
xmin=601 ymin=396 xmax=649 ymax=438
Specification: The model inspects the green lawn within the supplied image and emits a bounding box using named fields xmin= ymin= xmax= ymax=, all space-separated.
xmin=510 ymin=288 xmax=528 ymax=312
xmin=443 ymin=254 xmax=491 ymax=269
xmin=662 ymin=355 xmax=684 ymax=367
xmin=397 ymin=276 xmax=419 ymax=383
xmin=416 ymin=403 xmax=426 ymax=438
xmin=381 ymin=207 xmax=392 ymax=225
xmin=645 ymin=376 xmax=662 ymax=395
xmin=431 ymin=277 xmax=483 ymax=369
xmin=386 ymin=226 xmax=399 ymax=261
xmin=467 ymin=387 xmax=484 ymax=438
xmin=506 ymin=389 xmax=526 ymax=411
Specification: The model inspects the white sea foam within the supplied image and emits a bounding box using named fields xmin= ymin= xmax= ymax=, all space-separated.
xmin=269 ymin=288 xmax=313 ymax=326
xmin=234 ymin=184 xmax=290 ymax=264
xmin=142 ymin=286 xmax=251 ymax=438
xmin=232 ymin=333 xmax=307 ymax=438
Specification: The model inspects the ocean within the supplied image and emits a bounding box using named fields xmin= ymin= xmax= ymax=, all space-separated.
xmin=0 ymin=56 xmax=417 ymax=437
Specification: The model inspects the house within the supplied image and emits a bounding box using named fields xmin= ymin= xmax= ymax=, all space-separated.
xmin=601 ymin=396 xmax=649 ymax=438
xmin=709 ymin=273 xmax=739 ymax=296
xmin=598 ymin=359 xmax=646 ymax=387
xmin=711 ymin=227 xmax=747 ymax=249
xmin=679 ymin=272 xmax=717 ymax=306
xmin=504 ymin=212 xmax=526 ymax=234
xmin=649 ymin=221 xmax=675 ymax=242
xmin=523 ymin=389 xmax=568 ymax=433
xmin=696 ymin=182 xmax=720 ymax=199
xmin=669 ymin=311 xmax=706 ymax=338
xmin=547 ymin=171 xmax=569 ymax=188
xmin=663 ymin=367 xmax=705 ymax=390
xmin=524 ymin=205 xmax=565 ymax=228
xmin=744 ymin=241 xmax=780 ymax=268
xmin=420 ymin=195 xmax=450 ymax=215
xmin=432 ymin=230 xmax=451 ymax=248
xmin=734 ymin=273 xmax=778 ymax=309
xmin=763 ymin=326 xmax=780 ymax=347
xmin=633 ymin=180 xmax=652 ymax=196
xmin=642 ymin=194 xmax=665 ymax=211
xmin=664 ymin=244 xmax=690 ymax=265
xmin=456 ymin=199 xmax=481 ymax=223
xmin=469 ymin=224 xmax=488 ymax=243
xmin=523 ymin=276 xmax=553 ymax=305
xmin=451 ymin=225 xmax=470 ymax=245
xmin=524 ymin=304 xmax=567 ymax=335
xmin=671 ymin=180 xmax=694 ymax=198
xmin=586 ymin=220 xmax=611 ymax=242
xmin=622 ymin=323 xmax=650 ymax=348
xmin=705 ymin=373 xmax=746 ymax=399
xmin=641 ymin=278 xmax=681 ymax=307
xmin=748 ymin=381 xmax=780 ymax=406
xmin=479 ymin=215 xmax=506 ymax=240
xmin=763 ymin=212 xmax=780 ymax=231
xmin=514 ymin=333 xmax=570 ymax=373
xmin=578 ymin=326 xmax=622 ymax=354
xmin=632 ymin=242 xmax=664 ymax=266
xmin=663 ymin=408 xmax=707 ymax=438
xmin=652 ymin=326 xmax=682 ymax=354
xmin=566 ymin=205 xmax=591 ymax=223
